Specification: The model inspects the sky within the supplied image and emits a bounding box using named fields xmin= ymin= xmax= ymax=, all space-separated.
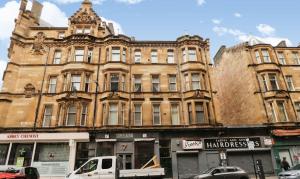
xmin=0 ymin=0 xmax=300 ymax=86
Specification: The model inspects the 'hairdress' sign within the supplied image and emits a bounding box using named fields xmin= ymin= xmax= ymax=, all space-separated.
xmin=204 ymin=137 xmax=261 ymax=150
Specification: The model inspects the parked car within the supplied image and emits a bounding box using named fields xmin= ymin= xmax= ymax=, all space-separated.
xmin=278 ymin=164 xmax=300 ymax=179
xmin=0 ymin=167 xmax=39 ymax=179
xmin=191 ymin=166 xmax=249 ymax=179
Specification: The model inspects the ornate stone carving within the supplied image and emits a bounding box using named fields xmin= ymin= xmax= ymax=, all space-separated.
xmin=70 ymin=10 xmax=96 ymax=24
xmin=24 ymin=83 xmax=35 ymax=98
xmin=32 ymin=32 xmax=46 ymax=55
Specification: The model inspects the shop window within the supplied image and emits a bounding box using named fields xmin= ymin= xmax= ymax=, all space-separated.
xmin=75 ymin=142 xmax=96 ymax=169
xmin=96 ymin=142 xmax=114 ymax=157
xmin=285 ymin=76 xmax=295 ymax=91
xmin=269 ymin=74 xmax=279 ymax=90
xmin=133 ymin=75 xmax=142 ymax=92
xmin=195 ymin=102 xmax=205 ymax=123
xmin=48 ymin=76 xmax=57 ymax=93
xmin=110 ymin=74 xmax=119 ymax=92
xmin=118 ymin=154 xmax=132 ymax=169
xmin=42 ymin=105 xmax=53 ymax=127
xmin=191 ymin=73 xmax=201 ymax=90
xmin=0 ymin=144 xmax=9 ymax=165
xmin=53 ymin=50 xmax=61 ymax=64
xmin=87 ymin=49 xmax=93 ymax=63
xmin=171 ymin=103 xmax=180 ymax=125
xmin=34 ymin=143 xmax=69 ymax=162
xmin=134 ymin=103 xmax=142 ymax=126
xmin=277 ymin=101 xmax=288 ymax=122
xmin=122 ymin=48 xmax=126 ymax=62
xmin=71 ymin=75 xmax=81 ymax=91
xmin=255 ymin=50 xmax=261 ymax=64
xmin=108 ymin=103 xmax=118 ymax=125
xmin=134 ymin=50 xmax=141 ymax=63
xmin=81 ymin=104 xmax=88 ymax=126
xmin=277 ymin=52 xmax=286 ymax=65
xmin=169 ymin=75 xmax=177 ymax=92
xmin=292 ymin=52 xmax=300 ymax=65
xmin=188 ymin=48 xmax=197 ymax=61
xmin=75 ymin=49 xmax=84 ymax=62
xmin=111 ymin=47 xmax=120 ymax=61
xmin=167 ymin=49 xmax=174 ymax=63
xmin=151 ymin=49 xmax=158 ymax=63
xmin=85 ymin=74 xmax=90 ymax=92
xmin=152 ymin=104 xmax=161 ymax=125
xmin=152 ymin=75 xmax=160 ymax=92
xmin=8 ymin=143 xmax=34 ymax=166
xmin=66 ymin=104 xmax=76 ymax=126
xmin=135 ymin=141 xmax=154 ymax=169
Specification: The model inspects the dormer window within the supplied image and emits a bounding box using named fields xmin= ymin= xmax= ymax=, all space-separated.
xmin=75 ymin=27 xmax=91 ymax=34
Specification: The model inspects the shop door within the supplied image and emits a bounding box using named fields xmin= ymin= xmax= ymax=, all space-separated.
xmin=177 ymin=153 xmax=199 ymax=179
xmin=227 ymin=151 xmax=274 ymax=174
xmin=8 ymin=143 xmax=34 ymax=167
xmin=279 ymin=150 xmax=293 ymax=166
xmin=117 ymin=154 xmax=133 ymax=169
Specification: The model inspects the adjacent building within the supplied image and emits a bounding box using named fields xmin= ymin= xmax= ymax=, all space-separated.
xmin=213 ymin=38 xmax=300 ymax=174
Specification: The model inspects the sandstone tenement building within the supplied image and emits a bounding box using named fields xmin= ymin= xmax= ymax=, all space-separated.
xmin=0 ymin=0 xmax=299 ymax=178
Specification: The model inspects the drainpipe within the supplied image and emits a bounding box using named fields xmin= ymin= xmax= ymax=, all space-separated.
xmin=92 ymin=47 xmax=101 ymax=130
xmin=33 ymin=46 xmax=50 ymax=130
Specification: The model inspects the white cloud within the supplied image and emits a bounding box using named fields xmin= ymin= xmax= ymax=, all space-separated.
xmin=212 ymin=26 xmax=227 ymax=36
xmin=256 ymin=24 xmax=275 ymax=36
xmin=41 ymin=2 xmax=68 ymax=26
xmin=101 ymin=17 xmax=124 ymax=35
xmin=212 ymin=19 xmax=221 ymax=25
xmin=212 ymin=25 xmax=292 ymax=46
xmin=196 ymin=0 xmax=205 ymax=6
xmin=0 ymin=60 xmax=7 ymax=88
xmin=115 ymin=0 xmax=144 ymax=4
xmin=234 ymin=12 xmax=241 ymax=18
xmin=0 ymin=1 xmax=19 ymax=40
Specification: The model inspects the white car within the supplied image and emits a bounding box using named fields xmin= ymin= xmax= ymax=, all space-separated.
xmin=278 ymin=164 xmax=300 ymax=179
xmin=192 ymin=166 xmax=249 ymax=179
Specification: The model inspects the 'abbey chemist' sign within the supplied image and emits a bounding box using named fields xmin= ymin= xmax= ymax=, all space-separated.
xmin=182 ymin=140 xmax=203 ymax=150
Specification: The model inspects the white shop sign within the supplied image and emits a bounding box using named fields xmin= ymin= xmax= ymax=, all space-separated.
xmin=182 ymin=140 xmax=203 ymax=150
xmin=0 ymin=133 xmax=89 ymax=142
xmin=32 ymin=162 xmax=69 ymax=176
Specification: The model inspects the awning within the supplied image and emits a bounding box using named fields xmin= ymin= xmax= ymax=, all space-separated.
xmin=272 ymin=129 xmax=300 ymax=136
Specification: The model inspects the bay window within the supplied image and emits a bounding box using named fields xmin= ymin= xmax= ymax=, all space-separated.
xmin=66 ymin=104 xmax=77 ymax=126
xmin=188 ymin=48 xmax=197 ymax=61
xmin=80 ymin=104 xmax=88 ymax=126
xmin=262 ymin=49 xmax=271 ymax=63
xmin=269 ymin=74 xmax=279 ymax=90
xmin=75 ymin=49 xmax=84 ymax=62
xmin=192 ymin=73 xmax=201 ymax=90
xmin=110 ymin=74 xmax=119 ymax=91
xmin=111 ymin=47 xmax=120 ymax=61
xmin=71 ymin=75 xmax=81 ymax=91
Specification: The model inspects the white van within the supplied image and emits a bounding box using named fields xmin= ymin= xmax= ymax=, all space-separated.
xmin=66 ymin=156 xmax=165 ymax=179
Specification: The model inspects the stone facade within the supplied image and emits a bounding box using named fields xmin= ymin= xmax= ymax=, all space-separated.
xmin=0 ymin=0 xmax=216 ymax=132
xmin=213 ymin=41 xmax=300 ymax=126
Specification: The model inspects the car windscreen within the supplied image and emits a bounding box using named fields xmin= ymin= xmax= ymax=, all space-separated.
xmin=290 ymin=164 xmax=300 ymax=170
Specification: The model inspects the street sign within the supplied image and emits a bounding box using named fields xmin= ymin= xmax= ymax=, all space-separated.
xmin=248 ymin=141 xmax=255 ymax=150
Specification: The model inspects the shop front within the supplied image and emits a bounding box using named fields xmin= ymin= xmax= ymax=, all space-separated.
xmin=170 ymin=136 xmax=274 ymax=179
xmin=204 ymin=137 xmax=274 ymax=175
xmin=0 ymin=132 xmax=89 ymax=179
xmin=75 ymin=132 xmax=159 ymax=170
xmin=272 ymin=129 xmax=300 ymax=174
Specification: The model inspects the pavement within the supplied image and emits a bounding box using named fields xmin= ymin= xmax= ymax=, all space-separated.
xmin=250 ymin=176 xmax=278 ymax=179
